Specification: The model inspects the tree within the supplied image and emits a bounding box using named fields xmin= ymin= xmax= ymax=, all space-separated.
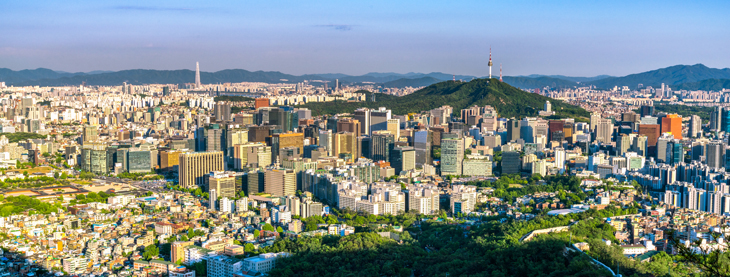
xmin=244 ymin=243 xmax=255 ymax=253
xmin=143 ymin=244 xmax=159 ymax=260
xmin=253 ymin=230 xmax=260 ymax=238
xmin=263 ymin=223 xmax=275 ymax=232
xmin=276 ymin=226 xmax=284 ymax=233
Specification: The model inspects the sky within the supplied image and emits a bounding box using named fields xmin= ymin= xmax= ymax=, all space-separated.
xmin=1 ymin=0 xmax=729 ymax=77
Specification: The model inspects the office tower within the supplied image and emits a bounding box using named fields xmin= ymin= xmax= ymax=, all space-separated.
xmin=544 ymin=101 xmax=551 ymax=113
xmin=590 ymin=113 xmax=601 ymax=132
xmin=337 ymin=118 xmax=361 ymax=138
xmin=208 ymin=172 xmax=236 ymax=199
xmin=390 ymin=146 xmax=415 ymax=174
xmin=638 ymin=124 xmax=660 ymax=155
xmin=711 ymin=106 xmax=722 ymax=131
xmin=371 ymin=131 xmax=395 ymax=162
xmin=501 ymin=151 xmax=521 ymax=175
xmin=387 ymin=119 xmax=401 ymax=141
xmin=554 ymin=147 xmax=566 ymax=171
xmin=334 ymin=131 xmax=357 ymax=162
xmin=656 ymin=135 xmax=672 ymax=163
xmin=354 ymin=108 xmax=371 ymax=135
xmin=563 ymin=121 xmax=574 ymax=144
xmin=295 ymin=108 xmax=312 ymax=120
xmin=661 ymin=114 xmax=683 ymax=139
xmin=370 ymin=107 xmax=392 ymax=133
xmin=207 ymin=128 xmax=224 ymax=152
xmin=667 ymin=140 xmax=683 ymax=165
xmin=209 ymin=188 xmax=217 ymax=210
xmin=706 ymin=142 xmax=724 ymax=169
xmin=507 ymin=119 xmax=520 ymax=142
xmin=81 ymin=143 xmax=108 ymax=175
xmin=195 ymin=62 xmax=201 ymax=88
xmin=179 ymin=151 xmax=224 ymax=188
xmin=214 ymin=103 xmax=231 ymax=122
xmin=160 ymin=150 xmax=182 ymax=172
xmin=595 ymin=119 xmax=614 ymax=144
xmin=127 ymin=146 xmax=152 ymax=173
xmin=440 ymin=137 xmax=464 ymax=176
xmin=413 ymin=130 xmax=432 ymax=167
xmin=548 ymin=120 xmax=564 ymax=142
xmin=617 ymin=134 xmax=632 ymax=156
xmin=640 ymin=106 xmax=654 ymax=117
xmin=689 ymin=115 xmax=702 ymax=138
xmin=226 ymin=129 xmax=248 ymax=165
xmin=254 ymin=98 xmax=270 ymax=110
xmin=247 ymin=170 xmax=265 ymax=195
xmin=632 ymin=135 xmax=648 ymax=156
xmin=83 ymin=125 xmax=98 ymax=143
xmin=318 ymin=130 xmax=333 ymax=156
xmin=264 ymin=169 xmax=296 ymax=196
xmin=271 ymin=132 xmax=304 ymax=163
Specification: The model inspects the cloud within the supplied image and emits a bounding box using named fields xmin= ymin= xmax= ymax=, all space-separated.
xmin=113 ymin=6 xmax=193 ymax=12
xmin=315 ymin=24 xmax=356 ymax=31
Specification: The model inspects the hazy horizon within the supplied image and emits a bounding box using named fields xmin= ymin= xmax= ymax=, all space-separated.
xmin=2 ymin=0 xmax=728 ymax=77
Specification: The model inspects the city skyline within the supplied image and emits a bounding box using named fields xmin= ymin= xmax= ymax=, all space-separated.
xmin=2 ymin=0 xmax=728 ymax=77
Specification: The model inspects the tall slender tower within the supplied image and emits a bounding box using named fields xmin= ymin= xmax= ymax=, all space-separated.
xmin=488 ymin=47 xmax=493 ymax=79
xmin=195 ymin=62 xmax=201 ymax=89
xmin=500 ymin=64 xmax=503 ymax=82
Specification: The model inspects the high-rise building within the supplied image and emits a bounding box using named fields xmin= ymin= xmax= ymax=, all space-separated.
xmin=207 ymin=128 xmax=224 ymax=152
xmin=83 ymin=125 xmax=99 ymax=143
xmin=207 ymin=171 xmax=237 ymax=199
xmin=706 ymin=142 xmax=724 ymax=169
xmin=334 ymin=131 xmax=357 ymax=162
xmin=390 ymin=146 xmax=415 ymax=174
xmin=254 ymin=98 xmax=270 ymax=110
xmin=171 ymin=241 xmax=194 ymax=265
xmin=214 ymin=104 xmax=231 ymax=122
xmin=440 ymin=137 xmax=464 ymax=176
xmin=387 ymin=119 xmax=400 ymax=141
xmin=264 ymin=169 xmax=296 ymax=196
xmin=179 ymin=151 xmax=224 ymax=188
xmin=548 ymin=120 xmax=564 ymax=142
xmin=507 ymin=119 xmax=520 ymax=142
xmin=318 ymin=130 xmax=333 ymax=156
xmin=688 ymin=115 xmax=701 ymax=138
xmin=371 ymin=131 xmax=395 ymax=162
xmin=195 ymin=62 xmax=201 ymax=88
xmin=501 ymin=151 xmax=521 ymax=175
xmin=209 ymin=189 xmax=217 ymax=210
xmin=661 ymin=114 xmax=683 ymax=140
xmin=370 ymin=108 xmax=392 ymax=134
xmin=413 ymin=130 xmax=432 ymax=167
xmin=595 ymin=119 xmax=614 ymax=144
xmin=271 ymin=132 xmax=304 ymax=163
xmin=640 ymin=105 xmax=654 ymax=117
xmin=337 ymin=118 xmax=361 ymax=138
xmin=354 ymin=108 xmax=371 ymax=135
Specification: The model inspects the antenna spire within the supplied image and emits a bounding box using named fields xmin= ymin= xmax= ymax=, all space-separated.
xmin=500 ymin=64 xmax=503 ymax=82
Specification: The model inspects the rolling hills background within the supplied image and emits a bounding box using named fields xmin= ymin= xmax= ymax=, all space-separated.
xmin=2 ymin=63 xmax=729 ymax=91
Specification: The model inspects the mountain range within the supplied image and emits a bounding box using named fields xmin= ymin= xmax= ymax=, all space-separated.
xmin=2 ymin=64 xmax=730 ymax=91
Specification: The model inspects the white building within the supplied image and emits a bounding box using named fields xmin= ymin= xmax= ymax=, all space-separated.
xmin=207 ymin=255 xmax=242 ymax=277
xmin=242 ymin=252 xmax=290 ymax=274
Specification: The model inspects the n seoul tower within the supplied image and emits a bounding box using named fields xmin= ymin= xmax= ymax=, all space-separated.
xmin=488 ymin=47 xmax=493 ymax=79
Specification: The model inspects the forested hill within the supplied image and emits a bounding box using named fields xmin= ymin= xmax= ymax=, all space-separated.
xmin=299 ymin=78 xmax=590 ymax=120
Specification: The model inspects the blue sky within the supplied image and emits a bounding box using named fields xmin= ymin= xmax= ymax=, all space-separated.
xmin=1 ymin=0 xmax=728 ymax=76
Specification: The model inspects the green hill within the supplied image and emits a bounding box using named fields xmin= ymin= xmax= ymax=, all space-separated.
xmin=299 ymin=78 xmax=589 ymax=120
xmin=672 ymin=78 xmax=730 ymax=91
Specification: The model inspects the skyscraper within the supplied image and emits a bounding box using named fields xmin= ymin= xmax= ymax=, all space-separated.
xmin=689 ymin=115 xmax=702 ymax=138
xmin=179 ymin=151 xmax=224 ymax=188
xmin=661 ymin=114 xmax=682 ymax=140
xmin=195 ymin=62 xmax=201 ymax=88
xmin=440 ymin=137 xmax=464 ymax=176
